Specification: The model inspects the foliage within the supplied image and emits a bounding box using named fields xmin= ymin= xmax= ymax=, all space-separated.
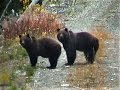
xmin=2 ymin=5 xmax=63 ymax=39
xmin=18 ymin=65 xmax=35 ymax=83
xmin=0 ymin=39 xmax=27 ymax=63
xmin=22 ymin=0 xmax=31 ymax=11
xmin=0 ymin=70 xmax=11 ymax=85
xmin=0 ymin=55 xmax=35 ymax=90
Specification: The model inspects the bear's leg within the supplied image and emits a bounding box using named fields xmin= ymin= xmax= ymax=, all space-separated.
xmin=84 ymin=50 xmax=89 ymax=62
xmin=87 ymin=49 xmax=95 ymax=64
xmin=47 ymin=57 xmax=58 ymax=69
xmin=84 ymin=51 xmax=89 ymax=62
xmin=65 ymin=51 xmax=76 ymax=66
xmin=30 ymin=56 xmax=38 ymax=67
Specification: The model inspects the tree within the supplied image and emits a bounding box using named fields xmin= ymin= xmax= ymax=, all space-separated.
xmin=29 ymin=0 xmax=43 ymax=7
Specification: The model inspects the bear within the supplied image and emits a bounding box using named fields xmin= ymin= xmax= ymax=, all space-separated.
xmin=57 ymin=28 xmax=99 ymax=65
xmin=19 ymin=34 xmax=61 ymax=69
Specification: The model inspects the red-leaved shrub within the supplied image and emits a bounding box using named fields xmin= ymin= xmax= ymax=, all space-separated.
xmin=2 ymin=5 xmax=63 ymax=39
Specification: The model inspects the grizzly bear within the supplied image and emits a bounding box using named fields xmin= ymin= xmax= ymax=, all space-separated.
xmin=19 ymin=34 xmax=61 ymax=69
xmin=57 ymin=28 xmax=99 ymax=65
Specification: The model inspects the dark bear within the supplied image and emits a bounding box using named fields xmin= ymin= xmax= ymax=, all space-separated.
xmin=19 ymin=34 xmax=61 ymax=69
xmin=57 ymin=28 xmax=99 ymax=65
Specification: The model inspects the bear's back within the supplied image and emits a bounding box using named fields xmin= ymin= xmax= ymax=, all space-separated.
xmin=38 ymin=38 xmax=61 ymax=47
xmin=75 ymin=32 xmax=97 ymax=50
xmin=36 ymin=38 xmax=61 ymax=57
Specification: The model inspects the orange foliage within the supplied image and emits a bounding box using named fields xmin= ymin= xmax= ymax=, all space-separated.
xmin=2 ymin=5 xmax=63 ymax=39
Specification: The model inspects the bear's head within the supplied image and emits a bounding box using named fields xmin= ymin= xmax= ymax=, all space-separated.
xmin=57 ymin=28 xmax=70 ymax=43
xmin=19 ymin=34 xmax=34 ymax=49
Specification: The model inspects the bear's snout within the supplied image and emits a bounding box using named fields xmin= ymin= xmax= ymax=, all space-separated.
xmin=60 ymin=33 xmax=63 ymax=37
xmin=57 ymin=33 xmax=64 ymax=42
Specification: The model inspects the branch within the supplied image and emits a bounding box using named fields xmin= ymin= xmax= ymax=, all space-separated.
xmin=0 ymin=0 xmax=12 ymax=22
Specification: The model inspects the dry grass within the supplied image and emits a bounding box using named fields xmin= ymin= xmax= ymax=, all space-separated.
xmin=0 ymin=69 xmax=11 ymax=86
xmin=67 ymin=26 xmax=112 ymax=89
xmin=67 ymin=64 xmax=106 ymax=88
xmin=90 ymin=26 xmax=112 ymax=63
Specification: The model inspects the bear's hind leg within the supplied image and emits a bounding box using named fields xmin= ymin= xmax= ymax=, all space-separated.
xmin=87 ymin=49 xmax=95 ymax=64
xmin=47 ymin=57 xmax=58 ymax=69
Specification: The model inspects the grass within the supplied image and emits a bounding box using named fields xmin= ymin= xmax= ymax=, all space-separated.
xmin=0 ymin=37 xmax=35 ymax=90
xmin=0 ymin=58 xmax=35 ymax=90
xmin=90 ymin=26 xmax=112 ymax=63
xmin=67 ymin=26 xmax=112 ymax=89
xmin=67 ymin=64 xmax=106 ymax=88
xmin=0 ymin=70 xmax=11 ymax=86
xmin=0 ymin=39 xmax=27 ymax=63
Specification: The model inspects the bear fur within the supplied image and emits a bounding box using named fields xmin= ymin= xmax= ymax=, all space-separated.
xmin=57 ymin=28 xmax=99 ymax=65
xmin=19 ymin=34 xmax=61 ymax=69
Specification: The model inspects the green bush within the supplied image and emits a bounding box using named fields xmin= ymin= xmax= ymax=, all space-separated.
xmin=0 ymin=40 xmax=27 ymax=63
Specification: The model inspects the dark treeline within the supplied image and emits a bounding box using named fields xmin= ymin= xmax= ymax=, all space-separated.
xmin=0 ymin=0 xmax=44 ymax=16
xmin=0 ymin=0 xmax=24 ymax=16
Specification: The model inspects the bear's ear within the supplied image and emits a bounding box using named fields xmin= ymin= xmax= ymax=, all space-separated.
xmin=26 ymin=34 xmax=30 ymax=38
xmin=57 ymin=28 xmax=60 ymax=32
xmin=19 ymin=35 xmax=22 ymax=38
xmin=64 ymin=28 xmax=68 ymax=32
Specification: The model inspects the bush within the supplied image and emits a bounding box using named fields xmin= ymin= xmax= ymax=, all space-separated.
xmin=2 ymin=5 xmax=63 ymax=39
xmin=0 ymin=39 xmax=27 ymax=63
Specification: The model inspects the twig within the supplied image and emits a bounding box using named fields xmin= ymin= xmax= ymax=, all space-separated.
xmin=0 ymin=0 xmax=12 ymax=22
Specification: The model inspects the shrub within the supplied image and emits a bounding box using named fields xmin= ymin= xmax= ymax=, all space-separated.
xmin=0 ymin=39 xmax=27 ymax=63
xmin=2 ymin=5 xmax=63 ymax=39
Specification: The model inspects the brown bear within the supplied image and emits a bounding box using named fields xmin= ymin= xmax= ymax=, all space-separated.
xmin=57 ymin=28 xmax=99 ymax=65
xmin=19 ymin=34 xmax=61 ymax=69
